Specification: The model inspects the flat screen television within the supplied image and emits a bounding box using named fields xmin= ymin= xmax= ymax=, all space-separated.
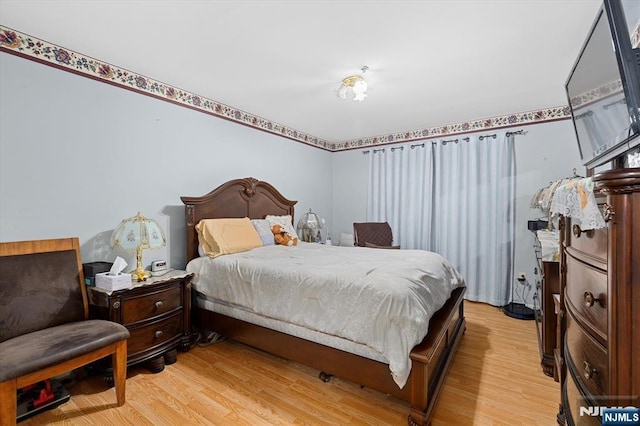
xmin=565 ymin=0 xmax=640 ymax=168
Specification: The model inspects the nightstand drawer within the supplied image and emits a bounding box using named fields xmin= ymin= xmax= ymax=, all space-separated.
xmin=121 ymin=285 xmax=182 ymax=325
xmin=127 ymin=312 xmax=183 ymax=356
xmin=564 ymin=253 xmax=607 ymax=344
xmin=566 ymin=314 xmax=608 ymax=397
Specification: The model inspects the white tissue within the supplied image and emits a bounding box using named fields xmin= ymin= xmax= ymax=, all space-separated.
xmin=109 ymin=256 xmax=128 ymax=275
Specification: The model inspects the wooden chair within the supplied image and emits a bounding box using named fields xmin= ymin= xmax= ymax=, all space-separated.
xmin=353 ymin=222 xmax=399 ymax=249
xmin=0 ymin=238 xmax=129 ymax=426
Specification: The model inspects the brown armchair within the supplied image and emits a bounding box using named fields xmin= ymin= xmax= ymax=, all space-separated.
xmin=0 ymin=238 xmax=130 ymax=425
xmin=353 ymin=222 xmax=399 ymax=249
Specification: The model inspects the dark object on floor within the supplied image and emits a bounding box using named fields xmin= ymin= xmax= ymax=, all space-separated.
xmin=17 ymin=379 xmax=70 ymax=423
xmin=188 ymin=332 xmax=201 ymax=349
xmin=197 ymin=330 xmax=227 ymax=347
xmin=502 ymin=302 xmax=535 ymax=320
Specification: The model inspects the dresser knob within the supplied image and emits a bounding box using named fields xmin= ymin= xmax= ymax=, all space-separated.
xmin=583 ymin=360 xmax=596 ymax=380
xmin=155 ymin=301 xmax=163 ymax=309
xmin=572 ymin=224 xmax=593 ymax=238
xmin=155 ymin=330 xmax=163 ymax=339
xmin=583 ymin=291 xmax=600 ymax=307
xmin=572 ymin=224 xmax=582 ymax=238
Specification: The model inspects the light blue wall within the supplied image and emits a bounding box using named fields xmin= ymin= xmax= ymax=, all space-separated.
xmin=1 ymin=50 xmax=585 ymax=307
xmin=331 ymin=120 xmax=584 ymax=306
xmin=0 ymin=52 xmax=332 ymax=269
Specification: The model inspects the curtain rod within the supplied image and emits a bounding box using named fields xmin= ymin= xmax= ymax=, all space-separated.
xmin=479 ymin=133 xmax=497 ymax=141
xmin=363 ymin=128 xmax=528 ymax=153
xmin=361 ymin=148 xmax=385 ymax=154
xmin=442 ymin=137 xmax=470 ymax=145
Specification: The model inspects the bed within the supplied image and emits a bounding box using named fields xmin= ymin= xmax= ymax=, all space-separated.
xmin=181 ymin=177 xmax=466 ymax=425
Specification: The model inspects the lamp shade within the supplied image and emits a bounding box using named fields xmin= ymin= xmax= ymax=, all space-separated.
xmin=111 ymin=212 xmax=166 ymax=281
xmin=111 ymin=212 xmax=166 ymax=251
xmin=297 ymin=209 xmax=325 ymax=243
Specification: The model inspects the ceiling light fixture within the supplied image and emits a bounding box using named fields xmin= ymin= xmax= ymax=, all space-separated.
xmin=336 ymin=66 xmax=369 ymax=101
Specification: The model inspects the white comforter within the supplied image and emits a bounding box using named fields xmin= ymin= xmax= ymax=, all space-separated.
xmin=187 ymin=242 xmax=465 ymax=388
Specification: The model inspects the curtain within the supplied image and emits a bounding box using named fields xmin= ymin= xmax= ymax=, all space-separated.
xmin=367 ymin=144 xmax=433 ymax=250
xmin=367 ymin=133 xmax=516 ymax=306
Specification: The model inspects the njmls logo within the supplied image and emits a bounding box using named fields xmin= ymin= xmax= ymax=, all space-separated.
xmin=579 ymin=406 xmax=637 ymax=417
xmin=579 ymin=406 xmax=640 ymax=425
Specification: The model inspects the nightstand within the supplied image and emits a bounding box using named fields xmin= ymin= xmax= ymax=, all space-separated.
xmin=88 ymin=270 xmax=193 ymax=376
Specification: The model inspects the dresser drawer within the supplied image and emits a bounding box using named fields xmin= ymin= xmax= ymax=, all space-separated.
xmin=563 ymin=371 xmax=602 ymax=426
xmin=565 ymin=219 xmax=607 ymax=269
xmin=565 ymin=253 xmax=607 ymax=344
xmin=565 ymin=314 xmax=608 ymax=397
xmin=121 ymin=285 xmax=182 ymax=325
xmin=127 ymin=312 xmax=183 ymax=356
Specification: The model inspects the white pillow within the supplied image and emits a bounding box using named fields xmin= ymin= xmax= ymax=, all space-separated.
xmin=339 ymin=232 xmax=355 ymax=247
xmin=251 ymin=219 xmax=275 ymax=246
xmin=265 ymin=215 xmax=297 ymax=238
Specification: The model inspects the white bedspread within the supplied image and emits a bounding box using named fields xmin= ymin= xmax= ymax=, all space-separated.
xmin=187 ymin=242 xmax=465 ymax=388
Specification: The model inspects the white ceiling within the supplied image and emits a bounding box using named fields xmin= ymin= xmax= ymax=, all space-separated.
xmin=1 ymin=0 xmax=603 ymax=143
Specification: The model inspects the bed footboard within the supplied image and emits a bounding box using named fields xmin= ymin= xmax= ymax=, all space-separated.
xmin=194 ymin=287 xmax=465 ymax=425
xmin=408 ymin=286 xmax=466 ymax=425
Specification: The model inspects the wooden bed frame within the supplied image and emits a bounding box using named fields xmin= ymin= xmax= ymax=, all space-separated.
xmin=181 ymin=177 xmax=466 ymax=425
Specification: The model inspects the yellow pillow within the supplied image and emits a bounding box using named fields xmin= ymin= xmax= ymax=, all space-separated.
xmin=196 ymin=217 xmax=263 ymax=258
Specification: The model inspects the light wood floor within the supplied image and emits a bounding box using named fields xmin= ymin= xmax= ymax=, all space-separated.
xmin=21 ymin=301 xmax=559 ymax=425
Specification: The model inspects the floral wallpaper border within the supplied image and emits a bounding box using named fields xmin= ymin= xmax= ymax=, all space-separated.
xmin=0 ymin=26 xmax=571 ymax=152
xmin=568 ymin=80 xmax=623 ymax=109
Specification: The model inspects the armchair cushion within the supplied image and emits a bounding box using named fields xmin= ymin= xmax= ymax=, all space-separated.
xmin=0 ymin=320 xmax=130 ymax=382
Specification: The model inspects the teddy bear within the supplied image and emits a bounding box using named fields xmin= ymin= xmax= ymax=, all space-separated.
xmin=271 ymin=224 xmax=298 ymax=246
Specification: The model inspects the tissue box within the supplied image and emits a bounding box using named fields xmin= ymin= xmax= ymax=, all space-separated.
xmin=95 ymin=272 xmax=132 ymax=291
xmin=83 ymin=261 xmax=113 ymax=286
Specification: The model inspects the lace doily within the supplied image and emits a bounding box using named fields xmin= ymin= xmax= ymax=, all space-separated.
xmin=550 ymin=177 xmax=606 ymax=230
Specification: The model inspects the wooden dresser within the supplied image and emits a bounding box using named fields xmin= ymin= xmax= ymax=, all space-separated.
xmin=558 ymin=168 xmax=640 ymax=425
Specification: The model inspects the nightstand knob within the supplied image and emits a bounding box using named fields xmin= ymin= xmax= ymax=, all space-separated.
xmin=583 ymin=360 xmax=596 ymax=380
xmin=154 ymin=330 xmax=163 ymax=339
xmin=583 ymin=291 xmax=600 ymax=307
xmin=155 ymin=301 xmax=163 ymax=309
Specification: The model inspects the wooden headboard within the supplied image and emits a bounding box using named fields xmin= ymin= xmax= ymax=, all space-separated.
xmin=180 ymin=177 xmax=297 ymax=263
